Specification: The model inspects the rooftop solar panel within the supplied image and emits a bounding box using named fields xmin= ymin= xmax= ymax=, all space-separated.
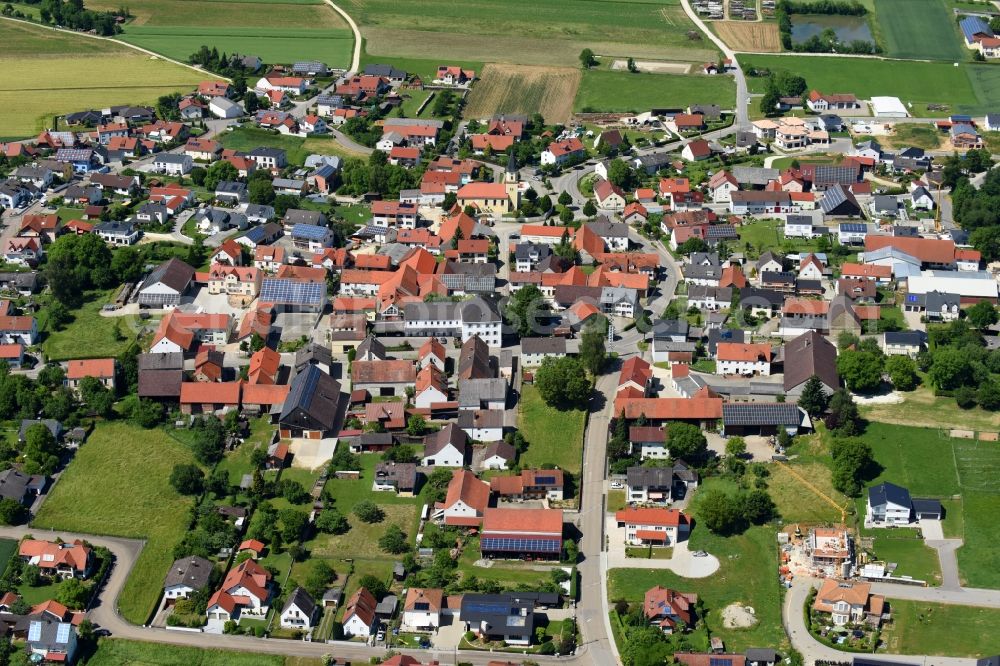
xmin=260 ymin=278 xmax=325 ymax=306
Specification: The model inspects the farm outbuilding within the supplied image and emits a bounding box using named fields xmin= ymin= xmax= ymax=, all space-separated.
xmin=870 ymin=97 xmax=909 ymax=118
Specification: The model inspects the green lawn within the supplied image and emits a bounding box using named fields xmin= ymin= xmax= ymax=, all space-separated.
xmin=33 ymin=422 xmax=198 ymax=624
xmin=518 ymin=384 xmax=587 ymax=475
xmin=873 ymin=0 xmax=966 ymax=61
xmin=740 ymin=56 xmax=1000 ymax=115
xmin=39 ymin=290 xmax=134 ymax=361
xmin=869 ymin=533 xmax=942 ymax=584
xmin=17 ymin=579 xmax=60 ymax=606
xmin=881 ymin=600 xmax=1000 ymax=657
xmin=861 ymin=423 xmax=961 ymax=496
xmin=86 ymin=639 xmax=288 ymax=666
xmin=885 ymin=123 xmax=943 ymax=150
xmin=737 ymin=218 xmax=819 ymax=258
xmin=574 ymin=70 xmax=735 ymax=113
xmin=219 ymin=128 xmax=310 ymax=166
xmin=608 ymin=523 xmax=786 ymax=653
xmin=769 ymin=459 xmax=851 ymax=524
xmin=859 ymin=383 xmax=1000 ymax=431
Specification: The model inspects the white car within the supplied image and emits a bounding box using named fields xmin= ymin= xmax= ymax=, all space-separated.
xmin=610 ymin=481 xmax=623 ymax=489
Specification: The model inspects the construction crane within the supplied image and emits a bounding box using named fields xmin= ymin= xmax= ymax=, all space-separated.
xmin=774 ymin=460 xmax=848 ymax=525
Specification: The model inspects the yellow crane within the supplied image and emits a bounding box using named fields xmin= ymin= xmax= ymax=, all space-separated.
xmin=774 ymin=460 xmax=848 ymax=525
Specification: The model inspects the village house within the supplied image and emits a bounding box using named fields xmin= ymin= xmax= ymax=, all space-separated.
xmin=644 ymin=586 xmax=698 ymax=633
xmin=19 ymin=539 xmax=91 ymax=579
xmin=440 ymin=468 xmax=490 ymax=527
xmin=490 ymin=469 xmax=564 ymax=502
xmin=812 ymin=579 xmax=885 ymax=627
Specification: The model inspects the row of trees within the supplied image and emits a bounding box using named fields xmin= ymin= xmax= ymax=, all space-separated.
xmin=836 ymin=334 xmax=919 ymax=394
xmin=188 ymin=46 xmax=257 ymax=81
xmin=35 ymin=0 xmax=125 ymax=35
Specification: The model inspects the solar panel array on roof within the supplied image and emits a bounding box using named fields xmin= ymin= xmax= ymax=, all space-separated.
xmin=481 ymin=537 xmax=561 ymax=553
xmin=260 ymin=278 xmax=324 ymax=306
xmin=710 ymin=659 xmax=734 ymax=666
xmin=27 ymin=622 xmax=40 ymax=642
xmin=535 ymin=476 xmax=557 ymax=485
xmin=722 ymin=402 xmax=801 ymax=426
xmin=292 ymin=223 xmax=330 ymax=240
xmin=55 ymin=623 xmax=72 ymax=644
xmin=464 ymin=599 xmax=512 ymax=615
xmin=840 ymin=223 xmax=867 ymax=232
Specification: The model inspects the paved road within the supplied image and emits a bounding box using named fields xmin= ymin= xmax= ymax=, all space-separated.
xmin=578 ymin=372 xmax=619 ymax=665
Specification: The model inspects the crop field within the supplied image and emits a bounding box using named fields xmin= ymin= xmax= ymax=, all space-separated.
xmin=575 ymin=69 xmax=735 ymax=112
xmin=117 ymin=26 xmax=354 ymax=65
xmin=741 ymin=56 xmax=1000 ymax=114
xmin=0 ymin=21 xmax=202 ymax=139
xmin=464 ymin=64 xmax=581 ymax=123
xmin=873 ymin=0 xmax=965 ymax=61
xmin=713 ymin=21 xmax=782 ymax=52
xmin=348 ymin=0 xmax=717 ymax=66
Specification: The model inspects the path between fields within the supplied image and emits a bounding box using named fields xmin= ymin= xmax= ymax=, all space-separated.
xmin=322 ymin=0 xmax=362 ymax=74
xmin=0 ymin=15 xmax=219 ymax=80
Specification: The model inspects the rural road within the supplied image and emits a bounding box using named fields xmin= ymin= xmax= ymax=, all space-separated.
xmin=679 ymin=0 xmax=750 ymax=128
xmin=323 ymin=0 xmax=362 ymax=74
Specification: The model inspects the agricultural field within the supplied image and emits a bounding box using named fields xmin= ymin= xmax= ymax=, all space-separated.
xmin=0 ymin=21 xmax=202 ymax=139
xmin=873 ymin=0 xmax=966 ymax=61
xmin=116 ymin=26 xmax=354 ymax=65
xmin=574 ymin=69 xmax=735 ymax=113
xmin=464 ymin=64 xmax=582 ymax=123
xmin=713 ymin=21 xmax=782 ymax=52
xmin=741 ymin=55 xmax=1000 ymax=115
xmin=348 ymin=0 xmax=718 ymax=67
xmin=33 ymin=422 xmax=198 ymax=624
xmin=79 ymin=0 xmax=353 ymax=66
xmin=39 ymin=290 xmax=136 ymax=361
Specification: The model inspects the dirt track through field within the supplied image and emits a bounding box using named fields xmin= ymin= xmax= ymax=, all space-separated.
xmin=464 ymin=64 xmax=581 ymax=123
xmin=713 ymin=20 xmax=781 ymax=52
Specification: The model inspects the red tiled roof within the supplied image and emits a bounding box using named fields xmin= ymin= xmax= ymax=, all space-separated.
xmin=863 ymin=235 xmax=955 ymax=264
xmin=445 ymin=469 xmax=490 ymax=516
xmin=65 ymin=358 xmax=114 ymax=380
xmin=481 ymin=507 xmax=563 ymax=535
xmin=179 ymin=381 xmax=241 ymax=405
xmin=613 ymin=397 xmax=723 ymax=420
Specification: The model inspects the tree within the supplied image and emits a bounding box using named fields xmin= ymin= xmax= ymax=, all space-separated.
xmin=353 ymin=500 xmax=385 ymax=523
xmin=699 ymin=489 xmax=744 ymax=535
xmin=506 ymin=284 xmax=546 ymax=337
xmin=248 ymin=178 xmax=275 ymax=205
xmin=37 ymin=364 xmax=65 ymax=389
xmin=122 ymin=395 xmax=164 ymax=428
xmin=46 ymin=302 xmax=71 ymax=331
xmin=562 ymin=538 xmax=579 ymax=563
xmin=797 ymin=375 xmax=829 ymax=417
xmin=742 ymin=489 xmax=776 ymax=524
xmin=968 ymin=300 xmax=998 ymax=329
xmin=677 ymin=237 xmax=708 ymax=255
xmin=885 ymin=355 xmax=919 ymax=391
xmin=725 ymin=437 xmax=747 ymax=458
xmin=23 ymin=424 xmax=61 ymax=476
xmin=170 ymin=464 xmax=205 ymax=495
xmin=0 ymin=498 xmax=25 ymax=525
xmin=304 ymin=560 xmax=336 ymax=599
xmin=928 ymin=346 xmax=974 ymax=390
xmin=978 ymin=379 xmax=1000 ymax=410
xmin=204 ymin=160 xmax=238 ymax=191
xmin=356 ymin=574 xmax=387 ymax=600
xmin=406 ymin=414 xmax=427 ymax=436
xmin=79 ymin=376 xmax=114 ymax=417
xmin=955 ymin=385 xmax=978 ymax=409
xmin=607 ymin=158 xmax=633 ymax=189
xmin=666 ymin=422 xmax=707 ymax=462
xmin=558 ymin=191 xmax=572 ymax=206
xmin=559 ymin=207 xmax=574 ymax=224
xmin=280 ymin=509 xmax=309 ymax=542
xmin=836 ymin=349 xmax=884 ymax=394
xmin=830 ymin=437 xmax=874 ymax=496
xmin=535 ymin=356 xmax=591 ymax=408
xmin=190 ymin=166 xmax=207 ymax=186
xmin=826 ymin=389 xmax=862 ymax=436
xmin=582 ymin=200 xmax=597 ymax=217
xmin=378 ymin=524 xmax=410 ymax=554
xmin=315 ymin=508 xmax=350 ymax=534
xmin=579 ymin=316 xmax=608 ymax=375
xmin=56 ymin=577 xmax=89 ymax=609
xmin=759 ymin=85 xmax=781 ymax=117
xmin=111 ymin=246 xmax=143 ymax=282
xmin=45 ymin=233 xmax=114 ymax=307
xmin=579 ymin=48 xmax=597 ymax=69
xmin=627 ymin=57 xmax=638 ymax=73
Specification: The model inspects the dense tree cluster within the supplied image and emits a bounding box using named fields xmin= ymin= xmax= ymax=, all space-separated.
xmin=535 ymin=356 xmax=592 ymax=408
xmin=33 ymin=0 xmax=125 ymax=35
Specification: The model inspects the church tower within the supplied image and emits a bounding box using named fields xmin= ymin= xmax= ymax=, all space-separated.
xmin=504 ymin=152 xmax=521 ymax=210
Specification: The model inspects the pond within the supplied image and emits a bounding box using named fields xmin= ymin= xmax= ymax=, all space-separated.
xmin=791 ymin=14 xmax=873 ymax=43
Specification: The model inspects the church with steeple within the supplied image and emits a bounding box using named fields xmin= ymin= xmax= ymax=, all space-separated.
xmin=455 ymin=151 xmax=522 ymax=215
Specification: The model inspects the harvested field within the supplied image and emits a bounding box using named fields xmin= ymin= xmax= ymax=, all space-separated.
xmin=610 ymin=60 xmax=691 ymax=74
xmin=714 ymin=21 xmax=782 ymax=52
xmin=464 ymin=64 xmax=581 ymax=123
